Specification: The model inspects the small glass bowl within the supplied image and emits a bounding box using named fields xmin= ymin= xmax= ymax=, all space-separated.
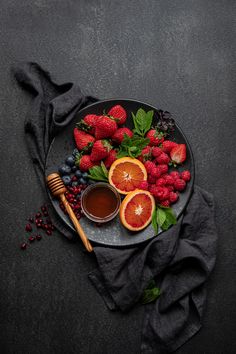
xmin=81 ymin=182 xmax=121 ymax=223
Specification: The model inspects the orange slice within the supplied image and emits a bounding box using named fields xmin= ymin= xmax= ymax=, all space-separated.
xmin=119 ymin=189 xmax=155 ymax=231
xmin=108 ymin=157 xmax=147 ymax=195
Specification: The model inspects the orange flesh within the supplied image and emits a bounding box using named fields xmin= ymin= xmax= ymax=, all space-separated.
xmin=111 ymin=162 xmax=145 ymax=192
xmin=124 ymin=193 xmax=153 ymax=227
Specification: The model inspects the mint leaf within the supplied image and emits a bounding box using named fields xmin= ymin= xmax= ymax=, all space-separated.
xmin=156 ymin=207 xmax=167 ymax=228
xmin=100 ymin=161 xmax=108 ymax=177
xmin=161 ymin=208 xmax=177 ymax=230
xmin=132 ymin=109 xmax=154 ymax=137
xmin=141 ymin=280 xmax=161 ymax=304
xmin=117 ymin=135 xmax=149 ymax=158
xmin=88 ymin=164 xmax=108 ymax=182
xmin=152 ymin=206 xmax=177 ymax=233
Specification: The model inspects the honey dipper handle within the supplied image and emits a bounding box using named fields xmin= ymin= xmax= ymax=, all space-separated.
xmin=60 ymin=194 xmax=93 ymax=252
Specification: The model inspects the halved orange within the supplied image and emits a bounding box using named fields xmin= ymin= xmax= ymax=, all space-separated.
xmin=108 ymin=157 xmax=147 ymax=195
xmin=119 ymin=189 xmax=155 ymax=231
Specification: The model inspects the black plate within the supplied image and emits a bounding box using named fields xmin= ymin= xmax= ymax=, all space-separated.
xmin=45 ymin=99 xmax=194 ymax=247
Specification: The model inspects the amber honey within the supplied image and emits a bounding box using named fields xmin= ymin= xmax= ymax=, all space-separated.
xmin=81 ymin=183 xmax=121 ymax=222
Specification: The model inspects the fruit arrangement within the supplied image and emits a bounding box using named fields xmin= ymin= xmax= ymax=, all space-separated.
xmin=58 ymin=104 xmax=191 ymax=234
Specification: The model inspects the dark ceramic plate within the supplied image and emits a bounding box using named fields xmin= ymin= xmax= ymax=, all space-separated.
xmin=45 ymin=99 xmax=194 ymax=247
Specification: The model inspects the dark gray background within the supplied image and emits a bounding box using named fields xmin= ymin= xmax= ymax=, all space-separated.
xmin=0 ymin=1 xmax=235 ymax=353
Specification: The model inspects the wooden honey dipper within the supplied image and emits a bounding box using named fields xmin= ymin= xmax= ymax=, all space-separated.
xmin=46 ymin=173 xmax=93 ymax=252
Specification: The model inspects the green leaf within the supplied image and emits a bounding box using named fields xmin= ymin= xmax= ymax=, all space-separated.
xmin=151 ymin=208 xmax=158 ymax=234
xmin=100 ymin=161 xmax=108 ymax=177
xmin=132 ymin=108 xmax=154 ymax=137
xmin=156 ymin=207 xmax=167 ymax=228
xmin=117 ymin=135 xmax=149 ymax=158
xmin=88 ymin=164 xmax=108 ymax=182
xmin=141 ymin=280 xmax=161 ymax=304
xmin=160 ymin=207 xmax=177 ymax=231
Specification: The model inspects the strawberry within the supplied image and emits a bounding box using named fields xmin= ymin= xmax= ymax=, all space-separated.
xmin=73 ymin=128 xmax=95 ymax=151
xmin=161 ymin=140 xmax=178 ymax=153
xmin=108 ymin=105 xmax=127 ymax=125
xmin=90 ymin=140 xmax=112 ymax=162
xmin=146 ymin=129 xmax=164 ymax=146
xmin=77 ymin=155 xmax=98 ymax=172
xmin=174 ymin=178 xmax=186 ymax=191
xmin=169 ymin=191 xmax=179 ymax=203
xmin=170 ymin=144 xmax=186 ymax=164
xmin=77 ymin=114 xmax=98 ymax=135
xmin=104 ymin=149 xmax=117 ymax=168
xmin=95 ymin=115 xmax=118 ymax=139
xmin=155 ymin=152 xmax=170 ymax=165
xmin=170 ymin=171 xmax=180 ymax=179
xmin=152 ymin=147 xmax=162 ymax=158
xmin=138 ymin=146 xmax=152 ymax=163
xmin=112 ymin=127 xmax=133 ymax=144
xmin=181 ymin=170 xmax=191 ymax=182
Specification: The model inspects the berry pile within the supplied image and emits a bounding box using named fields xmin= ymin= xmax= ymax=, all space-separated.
xmin=58 ymin=151 xmax=90 ymax=218
xmin=20 ymin=205 xmax=55 ymax=250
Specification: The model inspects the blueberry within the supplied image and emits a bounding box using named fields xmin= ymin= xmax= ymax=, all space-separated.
xmin=82 ymin=172 xmax=88 ymax=179
xmin=76 ymin=193 xmax=81 ymax=199
xmin=58 ymin=164 xmax=71 ymax=175
xmin=79 ymin=177 xmax=87 ymax=185
xmin=71 ymin=166 xmax=77 ymax=172
xmin=75 ymin=170 xmax=82 ymax=178
xmin=72 ymin=148 xmax=79 ymax=157
xmin=65 ymin=155 xmax=75 ymax=166
xmin=72 ymin=181 xmax=78 ymax=187
xmin=62 ymin=175 xmax=71 ymax=185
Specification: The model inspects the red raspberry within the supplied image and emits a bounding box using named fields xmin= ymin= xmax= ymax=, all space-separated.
xmin=152 ymin=147 xmax=162 ymax=158
xmin=167 ymin=185 xmax=174 ymax=192
xmin=154 ymin=186 xmax=169 ymax=200
xmin=149 ymin=184 xmax=157 ymax=195
xmin=159 ymin=164 xmax=168 ymax=175
xmin=161 ymin=140 xmax=178 ymax=153
xmin=174 ymin=178 xmax=186 ymax=191
xmin=164 ymin=175 xmax=175 ymax=185
xmin=139 ymin=181 xmax=149 ymax=190
xmin=137 ymin=146 xmax=152 ymax=163
xmin=170 ymin=171 xmax=180 ymax=179
xmin=156 ymin=178 xmax=166 ymax=187
xmin=162 ymin=187 xmax=170 ymax=200
xmin=148 ymin=175 xmax=156 ymax=184
xmin=181 ymin=170 xmax=191 ymax=182
xmin=155 ymin=153 xmax=170 ymax=165
xmin=169 ymin=191 xmax=179 ymax=203
xmin=144 ymin=161 xmax=156 ymax=174
xmin=160 ymin=200 xmax=170 ymax=207
xmin=150 ymin=167 xmax=161 ymax=179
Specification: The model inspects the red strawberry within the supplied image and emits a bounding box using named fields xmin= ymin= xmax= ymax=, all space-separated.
xmin=160 ymin=200 xmax=170 ymax=207
xmin=90 ymin=140 xmax=112 ymax=162
xmin=73 ymin=128 xmax=95 ymax=151
xmin=146 ymin=129 xmax=164 ymax=146
xmin=83 ymin=114 xmax=98 ymax=134
xmin=170 ymin=171 xmax=180 ymax=179
xmin=108 ymin=105 xmax=127 ymax=125
xmin=152 ymin=147 xmax=162 ymax=158
xmin=155 ymin=152 xmax=170 ymax=165
xmin=112 ymin=127 xmax=133 ymax=144
xmin=181 ymin=170 xmax=191 ymax=182
xmin=77 ymin=155 xmax=98 ymax=172
xmin=169 ymin=191 xmax=179 ymax=203
xmin=104 ymin=149 xmax=117 ymax=168
xmin=170 ymin=144 xmax=186 ymax=164
xmin=138 ymin=146 xmax=152 ymax=163
xmin=161 ymin=140 xmax=178 ymax=153
xmin=174 ymin=178 xmax=186 ymax=191
xmin=95 ymin=115 xmax=118 ymax=139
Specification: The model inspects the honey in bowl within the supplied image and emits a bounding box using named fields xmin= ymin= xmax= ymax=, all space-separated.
xmin=81 ymin=182 xmax=121 ymax=223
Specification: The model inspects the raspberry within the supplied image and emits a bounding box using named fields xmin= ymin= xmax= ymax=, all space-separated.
xmin=162 ymin=187 xmax=170 ymax=200
xmin=181 ymin=170 xmax=191 ymax=182
xmin=164 ymin=175 xmax=175 ymax=185
xmin=156 ymin=153 xmax=170 ymax=165
xmin=149 ymin=184 xmax=157 ymax=195
xmin=150 ymin=186 xmax=163 ymax=199
xmin=158 ymin=164 xmax=168 ymax=175
xmin=148 ymin=175 xmax=156 ymax=184
xmin=170 ymin=171 xmax=180 ymax=179
xmin=160 ymin=200 xmax=170 ymax=207
xmin=150 ymin=167 xmax=161 ymax=179
xmin=167 ymin=185 xmax=174 ymax=192
xmin=169 ymin=191 xmax=179 ymax=203
xmin=174 ymin=179 xmax=186 ymax=191
xmin=161 ymin=140 xmax=178 ymax=153
xmin=144 ymin=161 xmax=156 ymax=174
xmin=156 ymin=178 xmax=166 ymax=187
xmin=139 ymin=181 xmax=149 ymax=190
xmin=152 ymin=147 xmax=162 ymax=158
